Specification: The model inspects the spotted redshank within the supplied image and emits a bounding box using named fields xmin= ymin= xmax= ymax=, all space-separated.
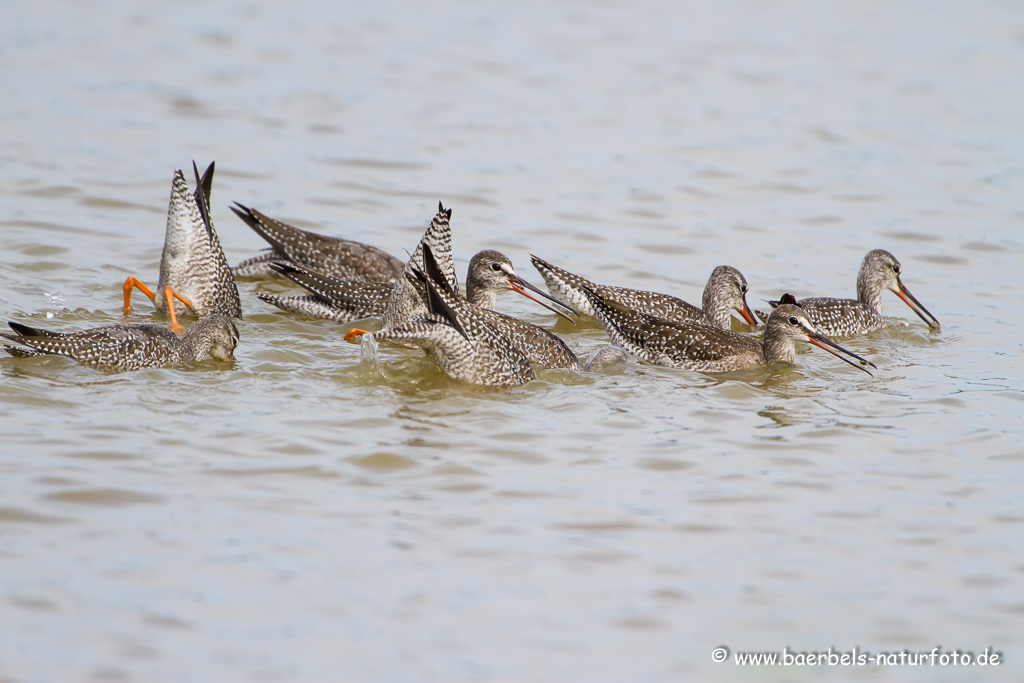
xmin=123 ymin=162 xmax=242 ymax=332
xmin=583 ymin=287 xmax=875 ymax=374
xmin=3 ymin=314 xmax=239 ymax=372
xmin=378 ymin=202 xmax=461 ymax=330
xmin=261 ymin=249 xmax=576 ymax=328
xmin=259 ymin=265 xmax=394 ymax=323
xmin=531 ymin=255 xmax=757 ymax=329
xmin=756 ymin=249 xmax=940 ymax=338
xmin=346 ymin=242 xmax=583 ymax=371
xmin=231 ymin=204 xmax=405 ymax=282
xmin=346 ymin=246 xmax=537 ymax=386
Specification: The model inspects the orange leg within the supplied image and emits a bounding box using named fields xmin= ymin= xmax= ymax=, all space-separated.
xmin=344 ymin=328 xmax=371 ymax=344
xmin=164 ymin=287 xmax=193 ymax=335
xmin=123 ymin=276 xmax=156 ymax=315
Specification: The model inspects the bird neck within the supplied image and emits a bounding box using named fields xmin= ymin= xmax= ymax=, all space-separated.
xmin=179 ymin=319 xmax=214 ymax=361
xmin=465 ymin=277 xmax=497 ymax=310
xmin=761 ymin=324 xmax=798 ymax=364
xmin=856 ymin=270 xmax=885 ymax=315
xmin=702 ymin=279 xmax=731 ymax=330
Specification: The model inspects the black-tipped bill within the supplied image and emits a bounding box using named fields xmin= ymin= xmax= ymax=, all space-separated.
xmin=805 ymin=331 xmax=876 ymax=375
xmin=508 ymin=275 xmax=579 ymax=323
xmin=894 ymin=278 xmax=940 ymax=331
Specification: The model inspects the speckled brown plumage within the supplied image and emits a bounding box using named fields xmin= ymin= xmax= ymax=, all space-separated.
xmin=359 ymin=246 xmax=537 ymax=386
xmin=123 ymin=162 xmax=242 ymax=329
xmin=531 ymin=255 xmax=756 ymax=329
xmin=756 ymin=249 xmax=940 ymax=338
xmin=274 ymin=248 xmax=582 ymax=370
xmin=2 ymin=315 xmax=239 ymax=372
xmin=380 ymin=202 xmax=459 ymax=329
xmin=231 ymin=204 xmax=405 ymax=282
xmin=583 ymin=288 xmax=874 ymax=374
xmin=261 ymin=263 xmax=395 ymax=323
xmin=455 ymin=251 xmax=583 ymax=371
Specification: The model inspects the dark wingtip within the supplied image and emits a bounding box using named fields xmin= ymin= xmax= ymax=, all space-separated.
xmin=191 ymin=161 xmax=214 ymax=203
xmin=578 ymin=284 xmax=627 ymax=315
xmin=420 ymin=242 xmax=454 ymax=296
xmin=191 ymin=161 xmax=216 ymax=238
xmin=579 ymin=286 xmax=627 ymax=315
xmin=229 ymin=203 xmax=289 ymax=251
xmin=229 ymin=202 xmax=258 ymax=228
xmin=406 ymin=267 xmax=426 ymax=287
xmin=410 ymin=265 xmax=466 ymax=339
xmin=267 ymin=260 xmax=299 ymax=277
xmin=7 ymin=321 xmax=43 ymax=337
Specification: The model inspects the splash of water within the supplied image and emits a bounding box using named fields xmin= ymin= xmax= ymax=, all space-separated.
xmin=360 ymin=333 xmax=379 ymax=364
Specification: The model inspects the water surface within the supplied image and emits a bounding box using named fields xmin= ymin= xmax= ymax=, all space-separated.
xmin=2 ymin=1 xmax=1023 ymax=681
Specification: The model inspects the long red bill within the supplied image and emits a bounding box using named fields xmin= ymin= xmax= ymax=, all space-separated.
xmin=894 ymin=279 xmax=940 ymax=331
xmin=738 ymin=299 xmax=758 ymax=326
xmin=509 ymin=275 xmax=579 ymax=323
xmin=806 ymin=332 xmax=876 ymax=375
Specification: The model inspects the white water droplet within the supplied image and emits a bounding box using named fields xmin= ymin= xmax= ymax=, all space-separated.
xmin=360 ymin=333 xmax=379 ymax=363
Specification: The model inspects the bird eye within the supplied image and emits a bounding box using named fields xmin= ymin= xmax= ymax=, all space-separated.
xmin=788 ymin=316 xmax=799 ymax=326
xmin=490 ymin=263 xmax=502 ymax=271
xmin=892 ymin=264 xmax=900 ymax=274
xmin=740 ymin=285 xmax=748 ymax=293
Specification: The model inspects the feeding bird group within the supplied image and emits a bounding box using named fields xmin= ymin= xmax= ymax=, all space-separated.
xmin=3 ymin=161 xmax=941 ymax=383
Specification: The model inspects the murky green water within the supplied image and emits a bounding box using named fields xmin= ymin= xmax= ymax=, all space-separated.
xmin=2 ymin=1 xmax=1023 ymax=681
